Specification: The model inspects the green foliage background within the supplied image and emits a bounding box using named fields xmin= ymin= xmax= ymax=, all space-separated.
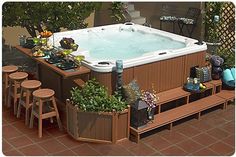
xmin=70 ymin=79 xmax=128 ymax=112
xmin=2 ymin=2 xmax=101 ymax=37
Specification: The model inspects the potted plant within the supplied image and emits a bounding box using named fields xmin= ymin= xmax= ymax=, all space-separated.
xmin=66 ymin=78 xmax=130 ymax=143
xmin=204 ymin=2 xmax=224 ymax=54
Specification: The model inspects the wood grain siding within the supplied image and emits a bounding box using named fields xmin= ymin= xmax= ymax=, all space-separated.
xmin=117 ymin=112 xmax=129 ymax=140
xmin=66 ymin=101 xmax=130 ymax=143
xmin=125 ymin=56 xmax=185 ymax=92
xmin=184 ymin=51 xmax=206 ymax=81
xmin=38 ymin=64 xmax=62 ymax=99
xmin=92 ymin=51 xmax=206 ymax=94
xmin=78 ymin=112 xmax=112 ymax=141
xmin=122 ymin=67 xmax=134 ymax=85
xmin=91 ymin=71 xmax=114 ymax=94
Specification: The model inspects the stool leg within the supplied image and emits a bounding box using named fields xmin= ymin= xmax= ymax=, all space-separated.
xmin=4 ymin=73 xmax=8 ymax=106
xmin=52 ymin=97 xmax=63 ymax=131
xmin=29 ymin=98 xmax=36 ymax=128
xmin=13 ymin=82 xmax=18 ymax=115
xmin=38 ymin=99 xmax=43 ymax=138
xmin=17 ymin=88 xmax=24 ymax=118
xmin=7 ymin=80 xmax=12 ymax=108
xmin=25 ymin=90 xmax=30 ymax=125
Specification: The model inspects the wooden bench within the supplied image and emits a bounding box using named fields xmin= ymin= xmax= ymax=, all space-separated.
xmin=216 ymin=90 xmax=235 ymax=109
xmin=130 ymin=95 xmax=226 ymax=143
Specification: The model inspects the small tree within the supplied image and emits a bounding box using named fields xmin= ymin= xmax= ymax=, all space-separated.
xmin=2 ymin=2 xmax=101 ymax=37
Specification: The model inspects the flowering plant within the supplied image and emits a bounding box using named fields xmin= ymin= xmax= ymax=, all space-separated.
xmin=140 ymin=88 xmax=159 ymax=109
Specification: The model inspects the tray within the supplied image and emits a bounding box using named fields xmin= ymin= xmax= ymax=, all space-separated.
xmin=183 ymin=83 xmax=206 ymax=93
xmin=56 ymin=60 xmax=78 ymax=70
xmin=45 ymin=57 xmax=64 ymax=64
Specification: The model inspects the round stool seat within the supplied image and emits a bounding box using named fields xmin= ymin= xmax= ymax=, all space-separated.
xmin=21 ymin=80 xmax=41 ymax=89
xmin=9 ymin=72 xmax=28 ymax=80
xmin=3 ymin=65 xmax=18 ymax=73
xmin=33 ymin=89 xmax=55 ymax=99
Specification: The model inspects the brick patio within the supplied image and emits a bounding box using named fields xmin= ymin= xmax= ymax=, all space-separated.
xmin=2 ymin=102 xmax=235 ymax=156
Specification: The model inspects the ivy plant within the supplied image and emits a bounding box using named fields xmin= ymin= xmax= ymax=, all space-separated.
xmin=2 ymin=2 xmax=101 ymax=37
xmin=204 ymin=2 xmax=224 ymax=42
xmin=70 ymin=78 xmax=128 ymax=112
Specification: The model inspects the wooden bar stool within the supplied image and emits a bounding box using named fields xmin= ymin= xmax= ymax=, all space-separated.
xmin=29 ymin=88 xmax=62 ymax=138
xmin=8 ymin=72 xmax=28 ymax=115
xmin=2 ymin=65 xmax=18 ymax=106
xmin=17 ymin=80 xmax=41 ymax=125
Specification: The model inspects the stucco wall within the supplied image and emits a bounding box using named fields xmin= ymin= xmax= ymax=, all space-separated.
xmin=2 ymin=12 xmax=95 ymax=46
xmin=94 ymin=2 xmax=203 ymax=40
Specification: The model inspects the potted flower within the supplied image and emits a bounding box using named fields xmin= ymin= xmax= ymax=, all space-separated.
xmin=204 ymin=2 xmax=224 ymax=54
xmin=140 ymin=88 xmax=159 ymax=120
xmin=66 ymin=78 xmax=130 ymax=143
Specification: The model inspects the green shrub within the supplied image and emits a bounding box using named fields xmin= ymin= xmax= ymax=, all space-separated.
xmin=216 ymin=49 xmax=235 ymax=69
xmin=70 ymin=78 xmax=128 ymax=112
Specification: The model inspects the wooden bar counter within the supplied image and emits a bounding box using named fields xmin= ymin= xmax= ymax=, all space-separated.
xmin=15 ymin=46 xmax=91 ymax=103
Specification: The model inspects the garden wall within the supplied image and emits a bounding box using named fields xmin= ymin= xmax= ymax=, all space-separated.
xmin=94 ymin=2 xmax=203 ymax=40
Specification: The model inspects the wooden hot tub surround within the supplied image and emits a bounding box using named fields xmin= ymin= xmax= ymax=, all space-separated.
xmin=92 ymin=51 xmax=206 ymax=94
xmin=15 ymin=46 xmax=206 ymax=100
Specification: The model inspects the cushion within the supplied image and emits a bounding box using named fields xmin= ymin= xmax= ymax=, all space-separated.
xmin=178 ymin=18 xmax=195 ymax=24
xmin=196 ymin=66 xmax=212 ymax=83
xmin=160 ymin=16 xmax=177 ymax=21
xmin=123 ymin=80 xmax=141 ymax=105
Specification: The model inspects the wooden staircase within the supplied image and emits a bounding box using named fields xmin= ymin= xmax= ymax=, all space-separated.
xmin=130 ymin=80 xmax=235 ymax=143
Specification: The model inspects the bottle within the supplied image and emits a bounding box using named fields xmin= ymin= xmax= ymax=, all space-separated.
xmin=19 ymin=35 xmax=26 ymax=46
xmin=193 ymin=78 xmax=200 ymax=90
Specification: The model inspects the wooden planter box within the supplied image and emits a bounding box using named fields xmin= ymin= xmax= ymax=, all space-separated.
xmin=66 ymin=100 xmax=130 ymax=143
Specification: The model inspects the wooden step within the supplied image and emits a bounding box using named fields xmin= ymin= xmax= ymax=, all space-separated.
xmin=130 ymin=94 xmax=226 ymax=143
xmin=216 ymin=90 xmax=235 ymax=100
xmin=216 ymin=90 xmax=235 ymax=109
xmin=157 ymin=87 xmax=190 ymax=105
xmin=209 ymin=79 xmax=222 ymax=94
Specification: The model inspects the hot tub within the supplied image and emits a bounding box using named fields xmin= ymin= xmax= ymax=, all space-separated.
xmin=50 ymin=23 xmax=207 ymax=93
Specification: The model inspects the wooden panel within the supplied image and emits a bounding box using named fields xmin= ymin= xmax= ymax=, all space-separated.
xmin=117 ymin=112 xmax=128 ymax=140
xmin=92 ymin=51 xmax=205 ymax=94
xmin=134 ymin=64 xmax=151 ymax=91
xmin=184 ymin=51 xmax=206 ymax=81
xmin=62 ymin=74 xmax=90 ymax=102
xmin=39 ymin=64 xmax=62 ymax=99
xmin=91 ymin=71 xmax=114 ymax=94
xmin=122 ymin=67 xmax=134 ymax=85
xmin=78 ymin=112 xmax=113 ymax=141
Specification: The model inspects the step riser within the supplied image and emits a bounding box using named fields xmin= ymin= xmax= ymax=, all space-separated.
xmin=131 ymin=17 xmax=146 ymax=25
xmin=129 ymin=11 xmax=140 ymax=18
xmin=127 ymin=4 xmax=134 ymax=11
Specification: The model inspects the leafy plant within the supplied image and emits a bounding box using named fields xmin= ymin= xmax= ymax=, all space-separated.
xmin=2 ymin=2 xmax=101 ymax=37
xmin=204 ymin=2 xmax=224 ymax=42
xmin=70 ymin=78 xmax=128 ymax=112
xmin=216 ymin=49 xmax=235 ymax=69
xmin=109 ymin=2 xmax=127 ymax=23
